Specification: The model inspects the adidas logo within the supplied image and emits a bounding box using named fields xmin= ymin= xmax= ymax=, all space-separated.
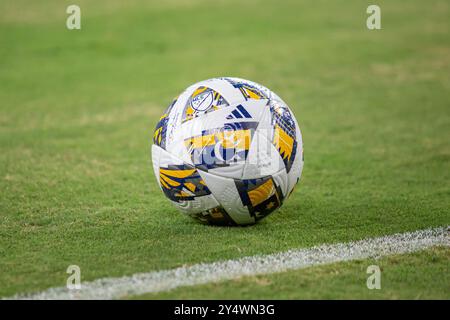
xmin=226 ymin=105 xmax=252 ymax=119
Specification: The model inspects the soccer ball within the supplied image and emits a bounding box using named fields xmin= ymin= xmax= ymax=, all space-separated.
xmin=151 ymin=77 xmax=303 ymax=226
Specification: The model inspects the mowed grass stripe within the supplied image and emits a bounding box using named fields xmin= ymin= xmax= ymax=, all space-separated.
xmin=9 ymin=226 xmax=449 ymax=300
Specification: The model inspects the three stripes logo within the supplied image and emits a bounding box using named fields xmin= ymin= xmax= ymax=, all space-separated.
xmin=226 ymin=105 xmax=252 ymax=119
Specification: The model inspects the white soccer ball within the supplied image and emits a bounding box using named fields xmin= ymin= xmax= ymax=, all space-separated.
xmin=152 ymin=77 xmax=303 ymax=226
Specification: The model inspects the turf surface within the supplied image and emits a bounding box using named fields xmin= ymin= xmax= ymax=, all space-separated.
xmin=0 ymin=0 xmax=449 ymax=298
xmin=134 ymin=247 xmax=450 ymax=300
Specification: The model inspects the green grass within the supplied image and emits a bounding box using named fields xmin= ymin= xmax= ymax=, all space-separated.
xmin=134 ymin=247 xmax=450 ymax=300
xmin=0 ymin=0 xmax=449 ymax=298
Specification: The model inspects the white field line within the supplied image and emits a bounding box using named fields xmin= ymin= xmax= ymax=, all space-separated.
xmin=8 ymin=226 xmax=449 ymax=300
